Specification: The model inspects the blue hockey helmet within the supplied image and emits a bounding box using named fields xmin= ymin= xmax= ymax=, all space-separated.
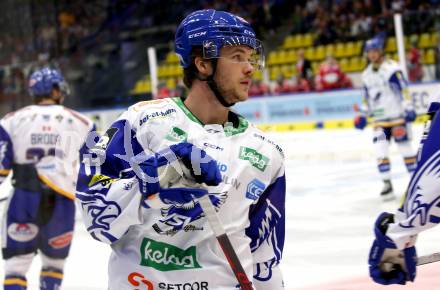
xmin=28 ymin=67 xmax=70 ymax=98
xmin=174 ymin=9 xmax=265 ymax=70
xmin=364 ymin=38 xmax=384 ymax=53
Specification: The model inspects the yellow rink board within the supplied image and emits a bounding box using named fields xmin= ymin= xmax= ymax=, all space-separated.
xmin=256 ymin=115 xmax=429 ymax=132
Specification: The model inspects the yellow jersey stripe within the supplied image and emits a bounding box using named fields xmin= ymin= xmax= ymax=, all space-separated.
xmin=38 ymin=175 xmax=75 ymax=200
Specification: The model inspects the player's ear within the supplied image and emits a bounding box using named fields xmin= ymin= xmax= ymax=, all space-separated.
xmin=51 ymin=88 xmax=63 ymax=104
xmin=194 ymin=56 xmax=212 ymax=77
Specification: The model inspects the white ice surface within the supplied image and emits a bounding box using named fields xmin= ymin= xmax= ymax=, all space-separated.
xmin=2 ymin=125 xmax=440 ymax=289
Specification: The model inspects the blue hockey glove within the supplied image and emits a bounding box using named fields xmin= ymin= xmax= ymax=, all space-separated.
xmin=368 ymin=212 xmax=417 ymax=285
xmin=354 ymin=115 xmax=367 ymax=130
xmin=134 ymin=142 xmax=222 ymax=208
xmin=168 ymin=142 xmax=221 ymax=186
xmin=404 ymin=109 xmax=417 ymax=122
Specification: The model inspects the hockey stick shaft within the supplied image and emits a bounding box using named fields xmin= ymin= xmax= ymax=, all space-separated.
xmin=417 ymin=252 xmax=440 ymax=266
xmin=198 ymin=195 xmax=254 ymax=290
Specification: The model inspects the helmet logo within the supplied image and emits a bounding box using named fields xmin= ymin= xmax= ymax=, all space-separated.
xmin=188 ymin=31 xmax=207 ymax=39
xmin=243 ymin=29 xmax=255 ymax=36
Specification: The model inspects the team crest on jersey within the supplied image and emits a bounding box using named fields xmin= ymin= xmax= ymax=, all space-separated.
xmin=152 ymin=192 xmax=227 ymax=236
xmin=76 ymin=193 xmax=121 ymax=232
xmin=400 ymin=150 xmax=440 ymax=228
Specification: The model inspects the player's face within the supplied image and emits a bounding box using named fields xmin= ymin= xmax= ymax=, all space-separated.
xmin=367 ymin=49 xmax=382 ymax=64
xmin=214 ymin=45 xmax=255 ymax=103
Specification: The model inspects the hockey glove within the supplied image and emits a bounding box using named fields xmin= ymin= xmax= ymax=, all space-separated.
xmin=354 ymin=115 xmax=367 ymax=130
xmin=135 ymin=142 xmax=222 ymax=208
xmin=168 ymin=142 xmax=221 ymax=186
xmin=404 ymin=109 xmax=417 ymax=123
xmin=368 ymin=212 xmax=417 ymax=285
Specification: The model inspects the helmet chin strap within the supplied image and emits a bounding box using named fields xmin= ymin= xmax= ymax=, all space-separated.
xmin=198 ymin=59 xmax=235 ymax=108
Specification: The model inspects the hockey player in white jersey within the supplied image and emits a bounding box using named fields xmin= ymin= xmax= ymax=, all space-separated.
xmin=0 ymin=67 xmax=95 ymax=290
xmin=76 ymin=9 xmax=285 ymax=290
xmin=368 ymin=101 xmax=440 ymax=285
xmin=354 ymin=38 xmax=417 ymax=201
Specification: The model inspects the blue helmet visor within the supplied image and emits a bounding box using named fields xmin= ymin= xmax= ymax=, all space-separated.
xmin=202 ymin=36 xmax=265 ymax=70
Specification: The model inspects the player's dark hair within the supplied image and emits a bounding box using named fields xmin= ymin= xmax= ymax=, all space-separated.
xmin=33 ymin=95 xmax=51 ymax=104
xmin=183 ymin=46 xmax=203 ymax=89
xmin=33 ymin=86 xmax=62 ymax=104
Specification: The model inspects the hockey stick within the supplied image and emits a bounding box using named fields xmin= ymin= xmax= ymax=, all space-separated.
xmin=417 ymin=252 xmax=440 ymax=266
xmin=198 ymin=195 xmax=254 ymax=290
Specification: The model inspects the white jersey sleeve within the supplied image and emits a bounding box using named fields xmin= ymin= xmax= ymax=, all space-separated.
xmin=76 ymin=107 xmax=147 ymax=243
xmin=387 ymin=102 xmax=440 ymax=249
xmin=245 ymin=157 xmax=285 ymax=285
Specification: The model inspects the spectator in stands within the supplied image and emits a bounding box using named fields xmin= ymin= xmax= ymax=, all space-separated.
xmin=313 ymin=14 xmax=338 ymax=46
xmin=350 ymin=12 xmax=372 ymax=40
xmin=272 ymin=73 xmax=293 ymax=95
xmin=249 ymin=78 xmax=270 ymax=97
xmin=406 ymin=39 xmax=423 ymax=82
xmin=291 ymin=75 xmax=311 ymax=93
xmin=315 ymin=54 xmax=352 ymax=91
xmin=296 ymin=49 xmax=313 ymax=89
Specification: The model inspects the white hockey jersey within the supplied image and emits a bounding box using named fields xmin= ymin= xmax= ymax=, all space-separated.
xmin=361 ymin=59 xmax=411 ymax=123
xmin=76 ymin=98 xmax=286 ymax=289
xmin=0 ymin=105 xmax=95 ymax=198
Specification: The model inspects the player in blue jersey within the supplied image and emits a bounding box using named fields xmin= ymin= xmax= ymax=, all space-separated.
xmin=76 ymin=9 xmax=286 ymax=290
xmin=0 ymin=67 xmax=94 ymax=290
xmin=354 ymin=38 xmax=417 ymax=201
xmin=368 ymin=101 xmax=440 ymax=285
